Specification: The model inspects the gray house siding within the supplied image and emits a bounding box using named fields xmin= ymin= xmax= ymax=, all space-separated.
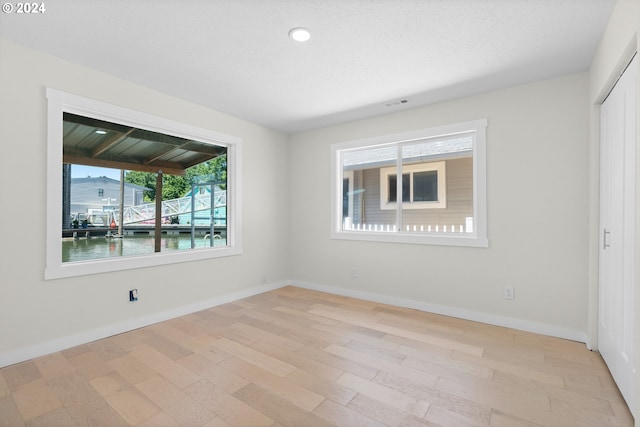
xmin=352 ymin=157 xmax=472 ymax=229
xmin=70 ymin=176 xmax=148 ymax=214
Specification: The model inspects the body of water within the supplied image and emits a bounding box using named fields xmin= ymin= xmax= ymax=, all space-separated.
xmin=62 ymin=235 xmax=226 ymax=263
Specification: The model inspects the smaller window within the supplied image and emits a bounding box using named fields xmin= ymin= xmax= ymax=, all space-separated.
xmin=380 ymin=161 xmax=446 ymax=210
xmin=98 ymin=188 xmax=104 ymax=197
xmin=331 ymin=118 xmax=487 ymax=247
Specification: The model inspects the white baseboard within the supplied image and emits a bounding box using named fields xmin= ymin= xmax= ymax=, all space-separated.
xmin=0 ymin=279 xmax=591 ymax=368
xmin=0 ymin=281 xmax=287 ymax=368
xmin=289 ymin=280 xmax=590 ymax=345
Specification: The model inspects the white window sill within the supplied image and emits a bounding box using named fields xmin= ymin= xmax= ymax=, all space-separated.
xmin=45 ymin=246 xmax=243 ymax=280
xmin=330 ymin=230 xmax=488 ymax=248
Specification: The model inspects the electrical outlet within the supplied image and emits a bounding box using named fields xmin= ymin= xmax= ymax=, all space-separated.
xmin=129 ymin=289 xmax=138 ymax=302
xmin=351 ymin=267 xmax=358 ymax=278
xmin=503 ymin=286 xmax=515 ymax=300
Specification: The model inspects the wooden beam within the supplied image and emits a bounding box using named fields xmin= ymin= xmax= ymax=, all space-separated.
xmin=180 ymin=141 xmax=226 ymax=156
xmin=181 ymin=153 xmax=220 ymax=169
xmin=91 ymin=128 xmax=136 ymax=157
xmin=144 ymin=159 xmax=190 ymax=174
xmin=143 ymin=142 xmax=223 ymax=166
xmin=129 ymin=129 xmax=191 ymax=146
xmin=155 ymin=172 xmax=163 ymax=253
xmin=63 ymin=154 xmax=186 ymax=176
xmin=144 ymin=142 xmax=190 ymax=165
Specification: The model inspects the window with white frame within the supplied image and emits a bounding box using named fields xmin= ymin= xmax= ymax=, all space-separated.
xmin=331 ymin=119 xmax=487 ymax=247
xmin=380 ymin=161 xmax=446 ymax=209
xmin=46 ymin=89 xmax=243 ymax=279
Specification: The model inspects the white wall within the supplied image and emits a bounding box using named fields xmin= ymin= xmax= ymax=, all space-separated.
xmin=0 ymin=39 xmax=290 ymax=366
xmin=289 ymin=72 xmax=590 ymax=341
xmin=587 ymin=0 xmax=640 ymax=422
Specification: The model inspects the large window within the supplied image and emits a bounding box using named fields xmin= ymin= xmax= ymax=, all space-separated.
xmin=46 ymin=89 xmax=242 ymax=279
xmin=331 ymin=120 xmax=487 ymax=247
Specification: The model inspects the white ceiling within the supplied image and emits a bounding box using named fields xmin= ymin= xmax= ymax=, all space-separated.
xmin=0 ymin=0 xmax=615 ymax=134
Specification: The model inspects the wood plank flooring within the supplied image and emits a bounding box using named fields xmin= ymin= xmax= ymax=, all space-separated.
xmin=0 ymin=286 xmax=634 ymax=426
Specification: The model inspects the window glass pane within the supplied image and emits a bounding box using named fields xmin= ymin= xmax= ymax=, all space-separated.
xmin=332 ymin=120 xmax=486 ymax=246
xmin=403 ymin=174 xmax=410 ymax=202
xmin=401 ymin=136 xmax=473 ymax=233
xmin=388 ymin=174 xmax=410 ymax=202
xmin=342 ymin=178 xmax=349 ymax=218
xmin=62 ymin=118 xmax=228 ymax=264
xmin=413 ymin=171 xmax=438 ymax=201
xmin=388 ymin=175 xmax=396 ymax=202
xmin=342 ymin=146 xmax=398 ymax=232
xmin=47 ymin=90 xmax=242 ymax=279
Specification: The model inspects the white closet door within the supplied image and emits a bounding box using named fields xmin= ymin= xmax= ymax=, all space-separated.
xmin=599 ymin=54 xmax=637 ymax=415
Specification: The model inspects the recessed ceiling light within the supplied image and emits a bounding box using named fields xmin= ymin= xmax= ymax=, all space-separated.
xmin=289 ymin=27 xmax=311 ymax=42
xmin=95 ymin=130 xmax=107 ymax=134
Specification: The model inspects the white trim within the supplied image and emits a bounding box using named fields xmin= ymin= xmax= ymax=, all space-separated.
xmin=291 ymin=280 xmax=589 ymax=345
xmin=0 ymin=281 xmax=287 ymax=368
xmin=333 ymin=119 xmax=487 ymax=151
xmin=331 ymin=119 xmax=488 ymax=248
xmin=45 ymin=88 xmax=243 ymax=280
xmin=334 ymin=229 xmax=488 ymax=247
xmin=0 ymin=279 xmax=591 ymax=367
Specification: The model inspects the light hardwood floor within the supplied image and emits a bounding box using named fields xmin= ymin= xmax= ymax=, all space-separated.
xmin=0 ymin=286 xmax=634 ymax=426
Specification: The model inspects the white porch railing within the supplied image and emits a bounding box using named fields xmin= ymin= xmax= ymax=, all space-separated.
xmin=113 ymin=191 xmax=226 ymax=225
xmin=344 ymin=217 xmax=474 ymax=233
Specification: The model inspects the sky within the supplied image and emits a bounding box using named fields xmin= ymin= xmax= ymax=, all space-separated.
xmin=71 ymin=165 xmax=122 ymax=180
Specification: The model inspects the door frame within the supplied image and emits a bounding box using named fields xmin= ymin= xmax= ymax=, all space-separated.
xmin=588 ymin=36 xmax=638 ymax=352
xmin=590 ymin=34 xmax=639 ymax=424
xmin=598 ymin=53 xmax=637 ymax=414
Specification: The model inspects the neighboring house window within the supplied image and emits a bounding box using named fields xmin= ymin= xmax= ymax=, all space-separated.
xmin=46 ymin=89 xmax=243 ymax=279
xmin=342 ymin=171 xmax=354 ymax=222
xmin=380 ymin=161 xmax=446 ymax=209
xmin=331 ymin=119 xmax=487 ymax=247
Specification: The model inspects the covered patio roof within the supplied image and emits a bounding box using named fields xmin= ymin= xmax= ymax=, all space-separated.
xmin=63 ymin=113 xmax=226 ymax=176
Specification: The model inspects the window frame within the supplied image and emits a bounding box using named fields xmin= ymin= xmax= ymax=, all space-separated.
xmin=380 ymin=161 xmax=446 ymax=210
xmin=45 ymin=89 xmax=243 ymax=280
xmin=330 ymin=119 xmax=488 ymax=248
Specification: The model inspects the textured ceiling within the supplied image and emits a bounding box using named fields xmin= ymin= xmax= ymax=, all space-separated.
xmin=0 ymin=0 xmax=615 ymax=134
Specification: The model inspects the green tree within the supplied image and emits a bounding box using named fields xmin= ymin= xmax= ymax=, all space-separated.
xmin=124 ymin=170 xmax=156 ymax=201
xmin=124 ymin=154 xmax=227 ymax=202
xmin=186 ymin=154 xmax=227 ymax=188
xmin=162 ymin=174 xmax=190 ymax=200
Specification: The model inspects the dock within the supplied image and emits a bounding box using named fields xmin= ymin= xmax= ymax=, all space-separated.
xmin=62 ymin=225 xmax=227 ymax=239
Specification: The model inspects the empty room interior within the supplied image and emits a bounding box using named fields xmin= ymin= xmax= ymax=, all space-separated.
xmin=1 ymin=0 xmax=640 ymax=426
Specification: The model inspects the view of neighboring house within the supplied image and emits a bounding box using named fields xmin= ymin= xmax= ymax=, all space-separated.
xmin=342 ymin=135 xmax=473 ymax=232
xmin=66 ymin=175 xmax=149 ymax=226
